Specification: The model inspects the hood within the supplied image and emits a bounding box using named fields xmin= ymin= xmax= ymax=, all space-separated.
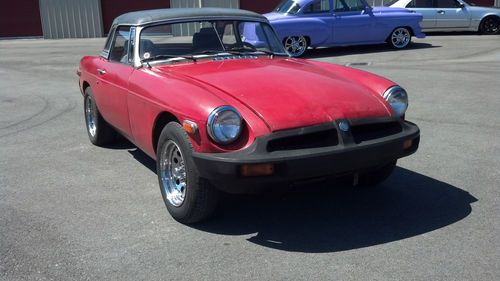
xmin=263 ymin=12 xmax=288 ymax=22
xmin=154 ymin=58 xmax=392 ymax=132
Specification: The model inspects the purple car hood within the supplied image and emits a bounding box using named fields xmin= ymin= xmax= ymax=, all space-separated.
xmin=263 ymin=12 xmax=287 ymax=21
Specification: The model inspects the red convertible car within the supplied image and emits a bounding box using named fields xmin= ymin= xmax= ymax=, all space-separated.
xmin=78 ymin=8 xmax=420 ymax=223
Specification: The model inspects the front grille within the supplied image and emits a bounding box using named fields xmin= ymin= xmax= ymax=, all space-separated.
xmin=351 ymin=121 xmax=402 ymax=144
xmin=267 ymin=129 xmax=338 ymax=152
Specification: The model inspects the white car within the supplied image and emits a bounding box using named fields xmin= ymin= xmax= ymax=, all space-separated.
xmin=387 ymin=0 xmax=500 ymax=34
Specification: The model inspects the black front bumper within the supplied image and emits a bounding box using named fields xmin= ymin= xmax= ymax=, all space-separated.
xmin=192 ymin=117 xmax=420 ymax=193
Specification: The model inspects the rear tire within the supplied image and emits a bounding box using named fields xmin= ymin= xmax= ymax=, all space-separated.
xmin=388 ymin=27 xmax=412 ymax=49
xmin=156 ymin=122 xmax=219 ymax=224
xmin=83 ymin=87 xmax=116 ymax=146
xmin=357 ymin=161 xmax=397 ymax=187
xmin=479 ymin=16 xmax=500 ymax=35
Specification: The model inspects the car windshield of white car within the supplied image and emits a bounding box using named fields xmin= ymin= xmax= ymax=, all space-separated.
xmin=139 ymin=20 xmax=287 ymax=63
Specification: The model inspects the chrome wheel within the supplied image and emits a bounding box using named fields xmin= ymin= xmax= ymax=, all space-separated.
xmin=481 ymin=17 xmax=499 ymax=34
xmin=159 ymin=140 xmax=187 ymax=207
xmin=85 ymin=95 xmax=97 ymax=137
xmin=284 ymin=36 xmax=307 ymax=57
xmin=391 ymin=28 xmax=411 ymax=49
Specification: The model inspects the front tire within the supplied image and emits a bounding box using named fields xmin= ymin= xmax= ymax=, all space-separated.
xmin=156 ymin=122 xmax=218 ymax=224
xmin=479 ymin=16 xmax=500 ymax=35
xmin=388 ymin=27 xmax=412 ymax=49
xmin=283 ymin=36 xmax=308 ymax=57
xmin=83 ymin=87 xmax=116 ymax=146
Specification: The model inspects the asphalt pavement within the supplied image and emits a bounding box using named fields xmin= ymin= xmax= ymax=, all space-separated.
xmin=1 ymin=34 xmax=499 ymax=281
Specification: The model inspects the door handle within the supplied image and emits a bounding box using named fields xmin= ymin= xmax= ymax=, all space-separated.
xmin=97 ymin=68 xmax=107 ymax=75
xmin=437 ymin=10 xmax=445 ymax=14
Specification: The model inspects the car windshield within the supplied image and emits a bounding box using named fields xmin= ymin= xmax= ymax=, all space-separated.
xmin=139 ymin=20 xmax=287 ymax=63
xmin=275 ymin=0 xmax=301 ymax=14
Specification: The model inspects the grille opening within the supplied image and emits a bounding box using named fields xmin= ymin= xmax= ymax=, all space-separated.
xmin=351 ymin=121 xmax=402 ymax=144
xmin=267 ymin=129 xmax=338 ymax=152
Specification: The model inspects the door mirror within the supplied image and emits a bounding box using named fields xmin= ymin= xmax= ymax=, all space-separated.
xmin=364 ymin=5 xmax=373 ymax=14
xmin=459 ymin=3 xmax=465 ymax=8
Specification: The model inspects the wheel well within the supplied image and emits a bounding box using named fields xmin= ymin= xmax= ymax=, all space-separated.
xmin=82 ymin=81 xmax=90 ymax=92
xmin=283 ymin=36 xmax=311 ymax=46
xmin=152 ymin=112 xmax=179 ymax=153
xmin=386 ymin=26 xmax=414 ymax=42
xmin=479 ymin=15 xmax=500 ymax=31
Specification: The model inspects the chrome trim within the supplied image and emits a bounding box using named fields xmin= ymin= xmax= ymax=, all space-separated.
xmin=207 ymin=106 xmax=242 ymax=145
xmin=383 ymin=85 xmax=406 ymax=100
xmin=383 ymin=85 xmax=409 ymax=117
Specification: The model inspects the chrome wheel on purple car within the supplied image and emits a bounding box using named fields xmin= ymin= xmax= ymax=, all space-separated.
xmin=284 ymin=36 xmax=308 ymax=57
xmin=389 ymin=27 xmax=411 ymax=49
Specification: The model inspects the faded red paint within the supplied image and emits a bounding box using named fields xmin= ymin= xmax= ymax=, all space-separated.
xmin=100 ymin=0 xmax=170 ymax=34
xmin=79 ymin=56 xmax=396 ymax=158
xmin=0 ymin=0 xmax=42 ymax=37
xmin=240 ymin=0 xmax=282 ymax=13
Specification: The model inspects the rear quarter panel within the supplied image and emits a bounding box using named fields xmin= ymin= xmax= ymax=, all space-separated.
xmin=374 ymin=11 xmax=425 ymax=40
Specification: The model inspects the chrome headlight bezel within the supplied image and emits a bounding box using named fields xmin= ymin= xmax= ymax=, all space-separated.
xmin=207 ymin=106 xmax=242 ymax=145
xmin=383 ymin=86 xmax=409 ymax=117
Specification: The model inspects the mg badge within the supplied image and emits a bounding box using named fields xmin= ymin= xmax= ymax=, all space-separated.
xmin=339 ymin=120 xmax=350 ymax=132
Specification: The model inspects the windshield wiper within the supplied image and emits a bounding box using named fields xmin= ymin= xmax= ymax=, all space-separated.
xmin=225 ymin=48 xmax=278 ymax=58
xmin=140 ymin=54 xmax=197 ymax=68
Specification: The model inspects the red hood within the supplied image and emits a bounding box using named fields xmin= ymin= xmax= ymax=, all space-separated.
xmin=154 ymin=58 xmax=392 ymax=132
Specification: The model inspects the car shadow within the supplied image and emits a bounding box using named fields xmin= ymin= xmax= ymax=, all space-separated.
xmin=123 ymin=143 xmax=476 ymax=253
xmin=194 ymin=167 xmax=476 ymax=253
xmin=303 ymin=42 xmax=439 ymax=59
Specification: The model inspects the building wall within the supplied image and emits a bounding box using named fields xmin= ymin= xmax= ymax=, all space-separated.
xmin=0 ymin=0 xmax=43 ymax=37
xmin=39 ymin=0 xmax=103 ymax=39
xmin=101 ymin=0 xmax=170 ymax=34
xmin=240 ymin=0 xmax=282 ymax=13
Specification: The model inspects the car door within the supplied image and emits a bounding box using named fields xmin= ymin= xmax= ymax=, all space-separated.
xmin=93 ymin=26 xmax=134 ymax=138
xmin=406 ymin=0 xmax=437 ymax=29
xmin=332 ymin=0 xmax=375 ymax=44
xmin=298 ymin=0 xmax=335 ymax=44
xmin=434 ymin=0 xmax=471 ymax=28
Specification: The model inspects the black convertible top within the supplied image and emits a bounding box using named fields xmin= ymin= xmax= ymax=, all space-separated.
xmin=112 ymin=8 xmax=267 ymax=26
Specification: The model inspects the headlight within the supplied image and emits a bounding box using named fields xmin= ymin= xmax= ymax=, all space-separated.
xmin=383 ymin=86 xmax=408 ymax=117
xmin=207 ymin=106 xmax=242 ymax=144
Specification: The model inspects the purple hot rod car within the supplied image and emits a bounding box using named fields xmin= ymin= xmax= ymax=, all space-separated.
xmin=265 ymin=0 xmax=425 ymax=57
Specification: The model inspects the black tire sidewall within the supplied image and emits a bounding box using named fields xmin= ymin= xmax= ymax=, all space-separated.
xmin=480 ymin=17 xmax=500 ymax=35
xmin=83 ymin=88 xmax=100 ymax=144
xmin=156 ymin=122 xmax=203 ymax=221
xmin=83 ymin=87 xmax=115 ymax=146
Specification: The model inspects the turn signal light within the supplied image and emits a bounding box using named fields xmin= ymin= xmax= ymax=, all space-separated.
xmin=240 ymin=164 xmax=274 ymax=177
xmin=182 ymin=120 xmax=198 ymax=135
xmin=403 ymin=139 xmax=413 ymax=150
